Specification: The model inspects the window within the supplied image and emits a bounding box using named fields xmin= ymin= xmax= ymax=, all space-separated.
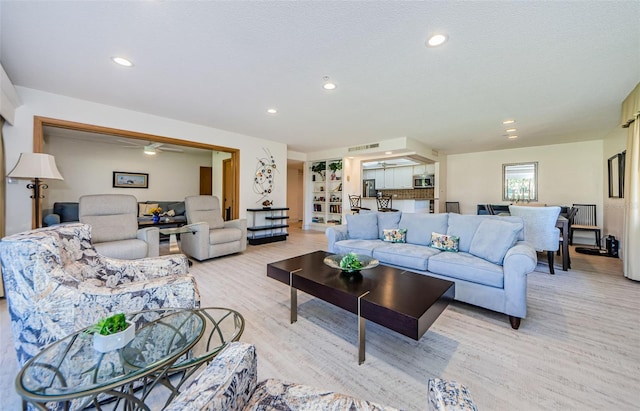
xmin=503 ymin=162 xmax=538 ymax=202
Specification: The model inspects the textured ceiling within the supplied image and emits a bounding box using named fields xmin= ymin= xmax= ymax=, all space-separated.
xmin=1 ymin=1 xmax=639 ymax=154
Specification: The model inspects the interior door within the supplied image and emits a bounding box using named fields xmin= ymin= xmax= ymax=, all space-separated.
xmin=223 ymin=158 xmax=234 ymax=220
xmin=199 ymin=167 xmax=212 ymax=195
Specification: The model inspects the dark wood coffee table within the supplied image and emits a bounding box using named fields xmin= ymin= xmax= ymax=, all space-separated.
xmin=267 ymin=250 xmax=455 ymax=364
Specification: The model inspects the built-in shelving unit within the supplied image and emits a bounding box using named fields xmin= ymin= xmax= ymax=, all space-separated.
xmin=246 ymin=207 xmax=289 ymax=245
xmin=307 ymin=159 xmax=343 ymax=230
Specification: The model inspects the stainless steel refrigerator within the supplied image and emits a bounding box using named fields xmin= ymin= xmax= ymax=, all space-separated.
xmin=362 ymin=179 xmax=376 ymax=197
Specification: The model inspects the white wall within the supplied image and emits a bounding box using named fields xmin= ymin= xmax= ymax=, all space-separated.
xmin=42 ymin=136 xmax=212 ymax=213
xmin=4 ymin=87 xmax=287 ymax=235
xmin=447 ymin=140 xmax=604 ymax=244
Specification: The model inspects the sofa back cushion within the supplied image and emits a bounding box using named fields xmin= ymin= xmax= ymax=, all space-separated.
xmin=346 ymin=212 xmax=378 ymax=240
xmin=79 ymin=195 xmax=138 ymax=242
xmin=53 ymin=202 xmax=79 ymax=223
xmin=399 ymin=213 xmax=449 ymax=246
xmin=377 ymin=211 xmax=402 ymax=239
xmin=446 ymin=213 xmax=486 ymax=252
xmin=185 ymin=195 xmax=224 ymax=229
xmin=468 ymin=219 xmax=523 ymax=264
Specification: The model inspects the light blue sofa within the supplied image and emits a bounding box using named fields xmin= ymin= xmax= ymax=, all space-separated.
xmin=326 ymin=212 xmax=537 ymax=329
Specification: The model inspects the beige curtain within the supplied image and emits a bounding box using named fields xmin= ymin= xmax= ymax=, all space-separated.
xmin=1 ymin=116 xmax=5 ymax=297
xmin=622 ymin=83 xmax=640 ymax=281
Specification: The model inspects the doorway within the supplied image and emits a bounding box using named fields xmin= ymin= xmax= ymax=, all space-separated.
xmin=32 ymin=116 xmax=241 ymax=227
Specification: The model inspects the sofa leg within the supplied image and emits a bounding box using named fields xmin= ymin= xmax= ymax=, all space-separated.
xmin=509 ymin=316 xmax=521 ymax=330
xmin=547 ymin=251 xmax=555 ymax=275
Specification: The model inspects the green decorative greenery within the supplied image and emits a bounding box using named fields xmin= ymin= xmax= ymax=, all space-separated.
xmin=87 ymin=313 xmax=130 ymax=336
xmin=328 ymin=161 xmax=342 ymax=172
xmin=340 ymin=252 xmax=363 ymax=271
xmin=311 ymin=161 xmax=326 ymax=174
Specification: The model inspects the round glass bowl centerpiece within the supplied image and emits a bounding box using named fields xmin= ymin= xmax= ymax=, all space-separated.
xmin=324 ymin=253 xmax=379 ymax=276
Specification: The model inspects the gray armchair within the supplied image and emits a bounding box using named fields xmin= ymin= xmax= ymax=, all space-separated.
xmin=79 ymin=194 xmax=159 ymax=259
xmin=0 ymin=223 xmax=199 ymax=367
xmin=181 ymin=195 xmax=247 ymax=261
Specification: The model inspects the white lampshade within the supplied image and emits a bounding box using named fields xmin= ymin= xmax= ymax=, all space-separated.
xmin=7 ymin=153 xmax=64 ymax=180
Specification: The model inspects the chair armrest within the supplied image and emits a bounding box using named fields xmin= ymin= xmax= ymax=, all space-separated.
xmin=180 ymin=222 xmax=210 ymax=261
xmin=137 ymin=227 xmax=160 ymax=257
xmin=428 ymin=378 xmax=478 ymax=411
xmin=101 ymin=254 xmax=189 ymax=278
xmin=165 ymin=342 xmax=258 ymax=411
xmin=224 ymin=219 xmax=247 ymax=252
xmin=326 ymin=225 xmax=348 ymax=253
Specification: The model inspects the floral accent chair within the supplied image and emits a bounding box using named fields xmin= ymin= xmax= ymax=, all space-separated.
xmin=0 ymin=223 xmax=200 ymax=367
xmin=166 ymin=342 xmax=478 ymax=410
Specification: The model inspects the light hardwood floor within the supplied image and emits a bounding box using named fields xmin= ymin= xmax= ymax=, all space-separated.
xmin=1 ymin=225 xmax=638 ymax=410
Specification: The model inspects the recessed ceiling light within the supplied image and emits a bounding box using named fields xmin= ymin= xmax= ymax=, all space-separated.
xmin=502 ymin=119 xmax=516 ymax=125
xmin=385 ymin=151 xmax=393 ymax=155
xmin=267 ymin=108 xmax=278 ymax=114
xmin=508 ymin=135 xmax=518 ymax=139
xmin=426 ymin=34 xmax=448 ymax=47
xmin=111 ymin=56 xmax=133 ymax=67
xmin=505 ymin=128 xmax=517 ymax=133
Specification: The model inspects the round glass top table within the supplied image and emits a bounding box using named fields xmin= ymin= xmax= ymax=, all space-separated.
xmin=16 ymin=307 xmax=244 ymax=410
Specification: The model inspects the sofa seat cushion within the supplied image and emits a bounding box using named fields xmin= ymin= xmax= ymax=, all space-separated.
xmin=372 ymin=243 xmax=440 ymax=271
xmin=428 ymin=251 xmax=504 ymax=288
xmin=209 ymin=227 xmax=243 ymax=244
xmin=333 ymin=239 xmax=383 ymax=256
xmin=94 ymin=239 xmax=148 ymax=260
xmin=246 ymin=378 xmax=398 ymax=411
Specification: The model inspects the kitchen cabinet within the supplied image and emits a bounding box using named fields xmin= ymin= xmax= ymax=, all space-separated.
xmin=375 ymin=169 xmax=385 ymax=189
xmin=393 ymin=166 xmax=413 ymax=188
xmin=363 ymin=169 xmax=375 ymax=180
xmin=384 ymin=168 xmax=394 ymax=189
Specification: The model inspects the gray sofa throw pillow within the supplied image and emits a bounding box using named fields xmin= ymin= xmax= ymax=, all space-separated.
xmin=468 ymin=219 xmax=522 ymax=265
xmin=346 ymin=213 xmax=378 ymax=240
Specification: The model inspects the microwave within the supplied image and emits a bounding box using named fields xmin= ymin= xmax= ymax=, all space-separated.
xmin=413 ymin=175 xmax=434 ymax=188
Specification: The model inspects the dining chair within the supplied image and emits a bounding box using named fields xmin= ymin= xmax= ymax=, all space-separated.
xmin=348 ymin=195 xmax=370 ymax=214
xmin=376 ymin=195 xmax=398 ymax=212
xmin=570 ymin=204 xmax=601 ymax=248
xmin=445 ymin=201 xmax=461 ymax=213
xmin=509 ymin=205 xmax=561 ymax=274
xmin=485 ymin=204 xmax=496 ymax=215
xmin=557 ymin=206 xmax=578 ymax=267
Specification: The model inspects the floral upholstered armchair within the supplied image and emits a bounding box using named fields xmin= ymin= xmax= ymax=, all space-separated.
xmin=166 ymin=342 xmax=478 ymax=411
xmin=0 ymin=223 xmax=200 ymax=367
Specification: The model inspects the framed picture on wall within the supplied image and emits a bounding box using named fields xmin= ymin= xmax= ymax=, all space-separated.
xmin=113 ymin=171 xmax=148 ymax=188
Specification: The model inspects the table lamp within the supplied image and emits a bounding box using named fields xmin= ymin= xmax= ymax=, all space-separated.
xmin=7 ymin=153 xmax=64 ymax=228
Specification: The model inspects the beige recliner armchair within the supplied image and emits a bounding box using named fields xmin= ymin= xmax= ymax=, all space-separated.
xmin=181 ymin=195 xmax=247 ymax=261
xmin=79 ymin=194 xmax=159 ymax=259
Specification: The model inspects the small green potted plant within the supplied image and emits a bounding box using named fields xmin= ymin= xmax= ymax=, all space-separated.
xmin=87 ymin=313 xmax=135 ymax=352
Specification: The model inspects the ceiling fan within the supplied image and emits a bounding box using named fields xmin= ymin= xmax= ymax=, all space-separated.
xmin=117 ymin=139 xmax=184 ymax=155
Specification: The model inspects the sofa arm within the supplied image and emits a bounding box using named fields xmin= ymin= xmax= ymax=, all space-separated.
xmin=137 ymin=227 xmax=160 ymax=257
xmin=224 ymin=218 xmax=247 ymax=252
xmin=428 ymin=378 xmax=478 ymax=411
xmin=165 ymin=342 xmax=258 ymax=411
xmin=326 ymin=225 xmax=348 ymax=253
xmin=180 ymin=222 xmax=210 ymax=261
xmin=502 ymin=241 xmax=537 ymax=319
